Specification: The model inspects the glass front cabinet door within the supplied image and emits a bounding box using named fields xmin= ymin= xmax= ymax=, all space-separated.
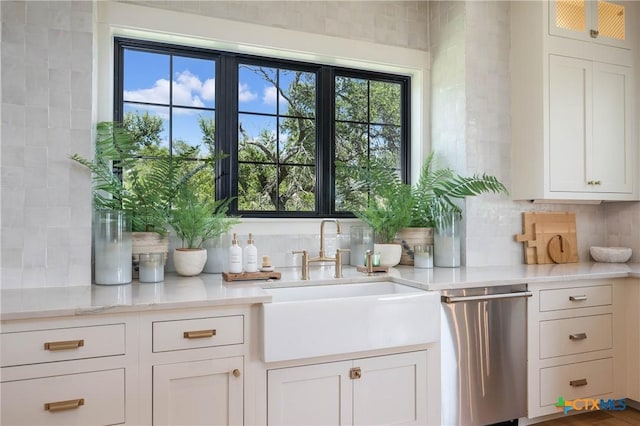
xmin=549 ymin=0 xmax=629 ymax=49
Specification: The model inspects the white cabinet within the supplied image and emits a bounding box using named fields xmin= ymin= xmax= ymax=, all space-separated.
xmin=549 ymin=0 xmax=629 ymax=49
xmin=527 ymin=280 xmax=624 ymax=418
xmin=511 ymin=1 xmax=637 ymax=202
xmin=267 ymin=351 xmax=427 ymax=426
xmin=153 ymin=357 xmax=243 ymax=426
xmin=142 ymin=309 xmax=248 ymax=426
xmin=0 ymin=316 xmax=134 ymax=426
xmin=549 ymin=55 xmax=633 ymax=194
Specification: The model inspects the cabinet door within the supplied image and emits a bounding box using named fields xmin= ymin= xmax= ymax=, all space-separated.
xmin=549 ymin=0 xmax=629 ymax=48
xmin=153 ymin=356 xmax=243 ymax=426
xmin=549 ymin=55 xmax=592 ymax=193
xmin=591 ymin=61 xmax=633 ymax=193
xmin=267 ymin=361 xmax=352 ymax=426
xmin=353 ymin=352 xmax=427 ymax=426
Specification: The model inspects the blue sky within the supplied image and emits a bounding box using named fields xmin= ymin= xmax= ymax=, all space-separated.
xmin=122 ymin=50 xmax=307 ymax=151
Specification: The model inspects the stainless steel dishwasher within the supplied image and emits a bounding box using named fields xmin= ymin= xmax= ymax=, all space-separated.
xmin=440 ymin=284 xmax=532 ymax=426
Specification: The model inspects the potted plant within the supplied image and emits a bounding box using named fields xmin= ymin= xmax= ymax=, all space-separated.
xmin=408 ymin=152 xmax=508 ymax=267
xmin=71 ymin=121 xmax=214 ymax=277
xmin=168 ymin=184 xmax=239 ymax=276
xmin=344 ymin=164 xmax=413 ymax=266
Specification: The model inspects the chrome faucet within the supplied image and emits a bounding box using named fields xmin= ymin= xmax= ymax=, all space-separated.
xmin=292 ymin=219 xmax=349 ymax=280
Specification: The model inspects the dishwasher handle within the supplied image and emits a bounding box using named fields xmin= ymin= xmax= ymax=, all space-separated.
xmin=441 ymin=291 xmax=533 ymax=304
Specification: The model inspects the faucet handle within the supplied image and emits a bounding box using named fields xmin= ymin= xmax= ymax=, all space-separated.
xmin=292 ymin=250 xmax=310 ymax=280
xmin=334 ymin=249 xmax=350 ymax=279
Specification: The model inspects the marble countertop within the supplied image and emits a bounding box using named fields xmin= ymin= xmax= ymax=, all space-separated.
xmin=1 ymin=262 xmax=639 ymax=321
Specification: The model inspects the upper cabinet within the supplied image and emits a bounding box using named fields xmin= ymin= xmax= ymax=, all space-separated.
xmin=511 ymin=1 xmax=638 ymax=202
xmin=550 ymin=0 xmax=629 ymax=49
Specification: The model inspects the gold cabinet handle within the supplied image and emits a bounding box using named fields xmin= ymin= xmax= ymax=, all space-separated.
xmin=349 ymin=367 xmax=362 ymax=380
xmin=570 ymin=378 xmax=588 ymax=387
xmin=590 ymin=29 xmax=599 ymax=38
xmin=569 ymin=332 xmax=587 ymax=340
xmin=183 ymin=329 xmax=216 ymax=339
xmin=232 ymin=369 xmax=241 ymax=378
xmin=44 ymin=398 xmax=85 ymax=412
xmin=44 ymin=339 xmax=84 ymax=351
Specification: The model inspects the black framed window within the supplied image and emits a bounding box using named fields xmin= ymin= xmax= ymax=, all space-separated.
xmin=114 ymin=37 xmax=410 ymax=218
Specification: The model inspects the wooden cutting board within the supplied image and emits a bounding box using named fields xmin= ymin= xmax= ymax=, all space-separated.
xmin=515 ymin=212 xmax=579 ymax=264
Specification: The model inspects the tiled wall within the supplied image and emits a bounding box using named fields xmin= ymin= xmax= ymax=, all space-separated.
xmin=1 ymin=0 xmax=94 ymax=289
xmin=123 ymin=1 xmax=429 ymax=52
xmin=605 ymin=202 xmax=640 ymax=263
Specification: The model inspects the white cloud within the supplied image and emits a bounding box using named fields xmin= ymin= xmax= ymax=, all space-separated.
xmin=262 ymin=86 xmax=286 ymax=106
xmin=239 ymin=82 xmax=257 ymax=103
xmin=201 ymin=78 xmax=215 ymax=101
xmin=124 ymin=70 xmax=214 ymax=111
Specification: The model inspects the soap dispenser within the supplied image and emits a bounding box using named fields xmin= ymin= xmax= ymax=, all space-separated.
xmin=229 ymin=233 xmax=243 ymax=273
xmin=244 ymin=233 xmax=258 ymax=273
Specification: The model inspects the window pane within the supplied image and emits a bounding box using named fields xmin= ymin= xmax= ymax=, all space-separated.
xmin=335 ymin=122 xmax=368 ymax=165
xmin=123 ymin=50 xmax=170 ymax=104
xmin=370 ymin=81 xmax=401 ymax=125
xmin=370 ymin=124 xmax=401 ymax=168
xmin=334 ymin=164 xmax=367 ymax=212
xmin=280 ymin=117 xmax=315 ymax=164
xmin=238 ymin=163 xmax=277 ymax=211
xmin=335 ymin=77 xmax=368 ymax=122
xmin=239 ymin=65 xmax=277 ymax=114
xmin=280 ymin=69 xmax=316 ymax=118
xmin=172 ymin=109 xmax=215 ymax=157
xmin=172 ymin=56 xmax=216 ymax=108
xmin=279 ymin=165 xmax=315 ymax=211
xmin=123 ymin=104 xmax=169 ymax=153
xmin=239 ymin=114 xmax=277 ymax=162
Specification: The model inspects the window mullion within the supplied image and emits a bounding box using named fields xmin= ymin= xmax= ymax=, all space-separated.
xmin=217 ymin=55 xmax=238 ymax=205
xmin=317 ymin=67 xmax=333 ymax=216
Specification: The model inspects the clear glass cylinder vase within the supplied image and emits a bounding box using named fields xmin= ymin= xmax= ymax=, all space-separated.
xmin=350 ymin=225 xmax=375 ymax=266
xmin=94 ymin=209 xmax=132 ymax=285
xmin=434 ymin=213 xmax=461 ymax=268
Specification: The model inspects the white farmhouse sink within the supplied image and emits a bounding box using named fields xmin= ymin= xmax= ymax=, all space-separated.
xmin=261 ymin=281 xmax=440 ymax=362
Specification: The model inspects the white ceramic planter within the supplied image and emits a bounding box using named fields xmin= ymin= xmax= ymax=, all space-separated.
xmin=173 ymin=248 xmax=207 ymax=276
xmin=374 ymin=243 xmax=402 ymax=267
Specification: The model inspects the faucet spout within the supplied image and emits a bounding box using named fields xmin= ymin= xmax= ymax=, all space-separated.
xmin=318 ymin=219 xmax=342 ymax=259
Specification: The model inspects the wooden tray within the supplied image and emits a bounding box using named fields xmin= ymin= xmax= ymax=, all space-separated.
xmin=356 ymin=265 xmax=389 ymax=273
xmin=222 ymin=271 xmax=282 ymax=282
xmin=515 ymin=212 xmax=579 ymax=264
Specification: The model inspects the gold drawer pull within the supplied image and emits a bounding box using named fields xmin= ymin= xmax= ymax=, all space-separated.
xmin=569 ymin=333 xmax=587 ymax=341
xmin=570 ymin=378 xmax=588 ymax=387
xmin=44 ymin=339 xmax=85 ymax=351
xmin=183 ymin=329 xmax=216 ymax=339
xmin=232 ymin=369 xmax=241 ymax=378
xmin=44 ymin=398 xmax=85 ymax=412
xmin=569 ymin=295 xmax=587 ymax=302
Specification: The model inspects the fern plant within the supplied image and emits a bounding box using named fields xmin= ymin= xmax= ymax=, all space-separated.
xmin=70 ymin=121 xmax=220 ymax=236
xmin=343 ymin=162 xmax=413 ymax=244
xmin=169 ymin=186 xmax=240 ymax=249
xmin=411 ymin=152 xmax=508 ymax=227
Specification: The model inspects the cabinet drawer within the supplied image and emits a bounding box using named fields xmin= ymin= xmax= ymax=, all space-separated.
xmin=539 ymin=358 xmax=613 ymax=407
xmin=539 ymin=314 xmax=612 ymax=359
xmin=0 ymin=324 xmax=125 ymax=367
xmin=539 ymin=285 xmax=612 ymax=311
xmin=1 ymin=368 xmax=125 ymax=426
xmin=153 ymin=315 xmax=243 ymax=353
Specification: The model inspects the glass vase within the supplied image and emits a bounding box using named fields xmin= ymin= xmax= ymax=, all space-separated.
xmin=350 ymin=225 xmax=375 ymax=266
xmin=434 ymin=213 xmax=461 ymax=268
xmin=94 ymin=209 xmax=132 ymax=285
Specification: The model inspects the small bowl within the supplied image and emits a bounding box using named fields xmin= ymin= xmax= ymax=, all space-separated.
xmin=589 ymin=246 xmax=632 ymax=263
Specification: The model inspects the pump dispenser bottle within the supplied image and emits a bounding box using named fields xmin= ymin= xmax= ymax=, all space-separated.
xmin=229 ymin=233 xmax=243 ymax=273
xmin=244 ymin=233 xmax=258 ymax=273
